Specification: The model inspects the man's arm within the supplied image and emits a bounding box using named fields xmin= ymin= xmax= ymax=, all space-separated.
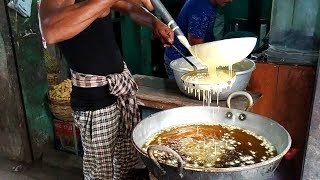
xmin=112 ymin=1 xmax=173 ymax=46
xmin=188 ymin=34 xmax=204 ymax=45
xmin=40 ymin=0 xmax=116 ymax=44
xmin=112 ymin=1 xmax=155 ymax=28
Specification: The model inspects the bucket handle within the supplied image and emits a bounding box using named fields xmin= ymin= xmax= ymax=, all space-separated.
xmin=227 ymin=91 xmax=253 ymax=111
xmin=147 ymin=145 xmax=184 ymax=178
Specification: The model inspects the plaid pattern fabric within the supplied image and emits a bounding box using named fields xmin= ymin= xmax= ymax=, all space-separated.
xmin=70 ymin=69 xmax=108 ymax=88
xmin=70 ymin=64 xmax=141 ymax=134
xmin=74 ymin=104 xmax=138 ymax=180
xmin=71 ymin=64 xmax=141 ymax=179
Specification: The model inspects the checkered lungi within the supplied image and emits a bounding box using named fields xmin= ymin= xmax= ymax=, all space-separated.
xmin=71 ymin=64 xmax=141 ymax=180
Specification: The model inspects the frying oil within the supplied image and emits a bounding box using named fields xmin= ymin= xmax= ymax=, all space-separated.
xmin=143 ymin=124 xmax=277 ymax=169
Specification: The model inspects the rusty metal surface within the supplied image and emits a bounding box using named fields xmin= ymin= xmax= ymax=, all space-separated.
xmin=247 ymin=62 xmax=316 ymax=178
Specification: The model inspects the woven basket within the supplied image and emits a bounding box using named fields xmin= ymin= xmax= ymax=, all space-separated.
xmin=47 ymin=73 xmax=60 ymax=88
xmin=48 ymin=95 xmax=73 ymax=122
xmin=44 ymin=48 xmax=60 ymax=73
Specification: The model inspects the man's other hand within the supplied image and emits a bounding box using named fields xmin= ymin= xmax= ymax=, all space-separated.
xmin=153 ymin=19 xmax=174 ymax=47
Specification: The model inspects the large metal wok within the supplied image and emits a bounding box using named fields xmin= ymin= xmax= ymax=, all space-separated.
xmin=132 ymin=91 xmax=291 ymax=180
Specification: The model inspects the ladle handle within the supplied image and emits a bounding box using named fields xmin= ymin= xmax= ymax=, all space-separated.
xmin=227 ymin=91 xmax=253 ymax=111
xmin=150 ymin=0 xmax=184 ymax=37
xmin=147 ymin=145 xmax=184 ymax=178
xmin=171 ymin=44 xmax=197 ymax=70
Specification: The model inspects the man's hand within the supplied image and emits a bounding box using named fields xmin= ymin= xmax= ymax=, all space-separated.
xmin=152 ymin=19 xmax=174 ymax=47
xmin=112 ymin=0 xmax=173 ymax=46
xmin=127 ymin=0 xmax=154 ymax=11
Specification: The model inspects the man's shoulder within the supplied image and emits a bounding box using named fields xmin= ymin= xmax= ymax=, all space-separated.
xmin=185 ymin=0 xmax=216 ymax=15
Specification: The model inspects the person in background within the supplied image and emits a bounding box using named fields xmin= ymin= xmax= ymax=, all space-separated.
xmin=164 ymin=0 xmax=232 ymax=79
xmin=39 ymin=0 xmax=174 ymax=179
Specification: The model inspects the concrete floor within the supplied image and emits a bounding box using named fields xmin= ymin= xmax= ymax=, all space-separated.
xmin=0 ymin=107 xmax=155 ymax=180
xmin=0 ymin=150 xmax=150 ymax=180
xmin=0 ymin=156 xmax=83 ymax=180
xmin=0 ymin=148 xmax=294 ymax=180
xmin=0 ymin=155 xmax=294 ymax=180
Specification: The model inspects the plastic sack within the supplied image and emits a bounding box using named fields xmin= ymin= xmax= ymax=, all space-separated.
xmin=7 ymin=0 xmax=32 ymax=17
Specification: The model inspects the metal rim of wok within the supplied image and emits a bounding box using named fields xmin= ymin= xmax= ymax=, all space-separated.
xmin=132 ymin=92 xmax=292 ymax=173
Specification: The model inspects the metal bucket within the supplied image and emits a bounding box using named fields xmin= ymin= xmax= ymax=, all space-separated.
xmin=170 ymin=58 xmax=256 ymax=100
xmin=132 ymin=91 xmax=291 ymax=180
